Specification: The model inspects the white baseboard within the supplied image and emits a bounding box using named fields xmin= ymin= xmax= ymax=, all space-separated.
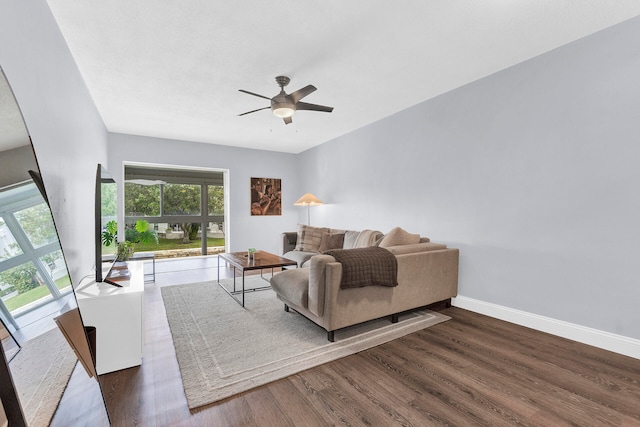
xmin=451 ymin=295 xmax=640 ymax=360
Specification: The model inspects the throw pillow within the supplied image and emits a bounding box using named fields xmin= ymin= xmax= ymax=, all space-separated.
xmin=318 ymin=232 xmax=345 ymax=253
xmin=342 ymin=230 xmax=361 ymax=249
xmin=295 ymin=224 xmax=329 ymax=252
xmin=353 ymin=230 xmax=384 ymax=248
xmin=378 ymin=227 xmax=420 ymax=248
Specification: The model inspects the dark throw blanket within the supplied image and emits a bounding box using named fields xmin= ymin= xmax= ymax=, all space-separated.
xmin=324 ymin=247 xmax=398 ymax=289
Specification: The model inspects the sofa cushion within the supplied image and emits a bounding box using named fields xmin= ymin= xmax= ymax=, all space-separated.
xmin=283 ymin=250 xmax=316 ymax=268
xmin=379 ymin=227 xmax=420 ymax=248
xmin=318 ymin=232 xmax=345 ymax=252
xmin=270 ymin=269 xmax=309 ymax=309
xmin=294 ymin=224 xmax=329 ymax=252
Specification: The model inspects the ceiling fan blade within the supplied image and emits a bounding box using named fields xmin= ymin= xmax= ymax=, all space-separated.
xmin=289 ymin=85 xmax=317 ymax=103
xmin=238 ymin=106 xmax=270 ymax=116
xmin=283 ymin=116 xmax=292 ymax=125
xmin=296 ymin=102 xmax=333 ymax=113
xmin=239 ymin=89 xmax=272 ymax=100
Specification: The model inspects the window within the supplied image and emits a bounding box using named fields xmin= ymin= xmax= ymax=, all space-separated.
xmin=124 ymin=182 xmax=160 ymax=217
xmin=164 ymin=184 xmax=201 ymax=215
xmin=208 ymin=185 xmax=224 ymax=215
xmin=15 ymin=203 xmax=58 ymax=249
xmin=0 ymin=182 xmax=71 ymax=326
xmin=0 ymin=217 xmax=23 ymax=261
xmin=124 ymin=165 xmax=226 ymax=257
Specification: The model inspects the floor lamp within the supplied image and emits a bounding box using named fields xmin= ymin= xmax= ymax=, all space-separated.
xmin=294 ymin=193 xmax=323 ymax=225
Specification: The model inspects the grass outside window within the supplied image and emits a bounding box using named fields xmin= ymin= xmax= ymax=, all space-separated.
xmin=118 ymin=237 xmax=225 ymax=252
xmin=4 ymin=275 xmax=72 ymax=312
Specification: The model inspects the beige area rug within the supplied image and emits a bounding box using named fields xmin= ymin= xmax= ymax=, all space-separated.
xmin=9 ymin=327 xmax=77 ymax=426
xmin=161 ymin=276 xmax=450 ymax=409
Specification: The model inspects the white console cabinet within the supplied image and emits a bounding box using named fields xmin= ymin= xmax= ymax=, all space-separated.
xmin=74 ymin=261 xmax=144 ymax=375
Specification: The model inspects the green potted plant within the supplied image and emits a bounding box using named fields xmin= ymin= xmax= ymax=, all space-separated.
xmin=116 ymin=241 xmax=135 ymax=261
xmin=101 ymin=220 xmax=118 ymax=247
xmin=102 ymin=219 xmax=158 ymax=260
xmin=125 ymin=219 xmax=159 ymax=247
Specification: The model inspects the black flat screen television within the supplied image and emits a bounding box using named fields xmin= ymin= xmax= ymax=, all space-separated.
xmin=95 ymin=164 xmax=121 ymax=287
xmin=28 ymin=170 xmax=49 ymax=206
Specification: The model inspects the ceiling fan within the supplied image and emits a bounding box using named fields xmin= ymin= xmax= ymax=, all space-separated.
xmin=238 ymin=76 xmax=334 ymax=125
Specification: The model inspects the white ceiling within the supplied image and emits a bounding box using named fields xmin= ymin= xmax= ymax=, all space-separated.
xmin=12 ymin=2 xmax=640 ymax=153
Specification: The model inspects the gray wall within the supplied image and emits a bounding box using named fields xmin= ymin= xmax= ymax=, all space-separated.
xmin=300 ymin=16 xmax=640 ymax=340
xmin=0 ymin=146 xmax=38 ymax=188
xmin=108 ymin=133 xmax=299 ymax=255
xmin=0 ymin=0 xmax=109 ymax=283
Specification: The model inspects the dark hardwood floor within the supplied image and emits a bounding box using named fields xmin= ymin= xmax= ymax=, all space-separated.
xmin=51 ymin=257 xmax=640 ymax=426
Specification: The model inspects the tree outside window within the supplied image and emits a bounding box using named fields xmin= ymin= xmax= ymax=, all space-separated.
xmin=0 ymin=217 xmax=23 ymax=261
xmin=208 ymin=185 xmax=224 ymax=215
xmin=124 ymin=183 xmax=160 ymax=217
xmin=15 ymin=203 xmax=57 ymax=248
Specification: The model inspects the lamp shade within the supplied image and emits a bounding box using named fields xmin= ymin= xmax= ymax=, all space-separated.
xmin=293 ymin=193 xmax=323 ymax=206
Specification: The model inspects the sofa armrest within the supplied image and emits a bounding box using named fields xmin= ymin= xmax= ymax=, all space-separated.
xmin=395 ymin=248 xmax=459 ymax=303
xmin=281 ymin=231 xmax=298 ymax=255
xmin=308 ymin=254 xmax=339 ymax=316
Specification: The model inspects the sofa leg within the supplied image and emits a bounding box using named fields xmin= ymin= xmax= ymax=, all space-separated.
xmin=327 ymin=330 xmax=335 ymax=342
xmin=284 ymin=304 xmax=289 ymax=312
xmin=445 ymin=298 xmax=452 ymax=308
xmin=391 ymin=313 xmax=399 ymax=323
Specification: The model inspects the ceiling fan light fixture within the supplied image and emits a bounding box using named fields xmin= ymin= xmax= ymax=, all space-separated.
xmin=239 ymin=76 xmax=332 ymax=123
xmin=272 ymin=104 xmax=295 ymax=118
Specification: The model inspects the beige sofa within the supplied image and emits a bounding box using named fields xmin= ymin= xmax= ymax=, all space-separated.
xmin=271 ymin=227 xmax=459 ymax=341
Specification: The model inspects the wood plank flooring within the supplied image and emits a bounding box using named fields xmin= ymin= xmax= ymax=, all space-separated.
xmin=51 ymin=257 xmax=640 ymax=426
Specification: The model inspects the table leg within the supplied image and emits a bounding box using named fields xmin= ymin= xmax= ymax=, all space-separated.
xmin=216 ymin=259 xmax=245 ymax=308
xmin=216 ymin=256 xmax=294 ymax=308
xmin=232 ymin=267 xmax=237 ymax=292
xmin=259 ymin=267 xmax=275 ymax=283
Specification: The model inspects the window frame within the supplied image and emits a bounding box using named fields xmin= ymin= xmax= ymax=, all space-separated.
xmin=124 ymin=165 xmax=227 ymax=256
xmin=0 ymin=182 xmax=69 ymax=327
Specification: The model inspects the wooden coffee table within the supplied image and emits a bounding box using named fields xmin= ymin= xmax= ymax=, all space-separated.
xmin=217 ymin=250 xmax=297 ymax=307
